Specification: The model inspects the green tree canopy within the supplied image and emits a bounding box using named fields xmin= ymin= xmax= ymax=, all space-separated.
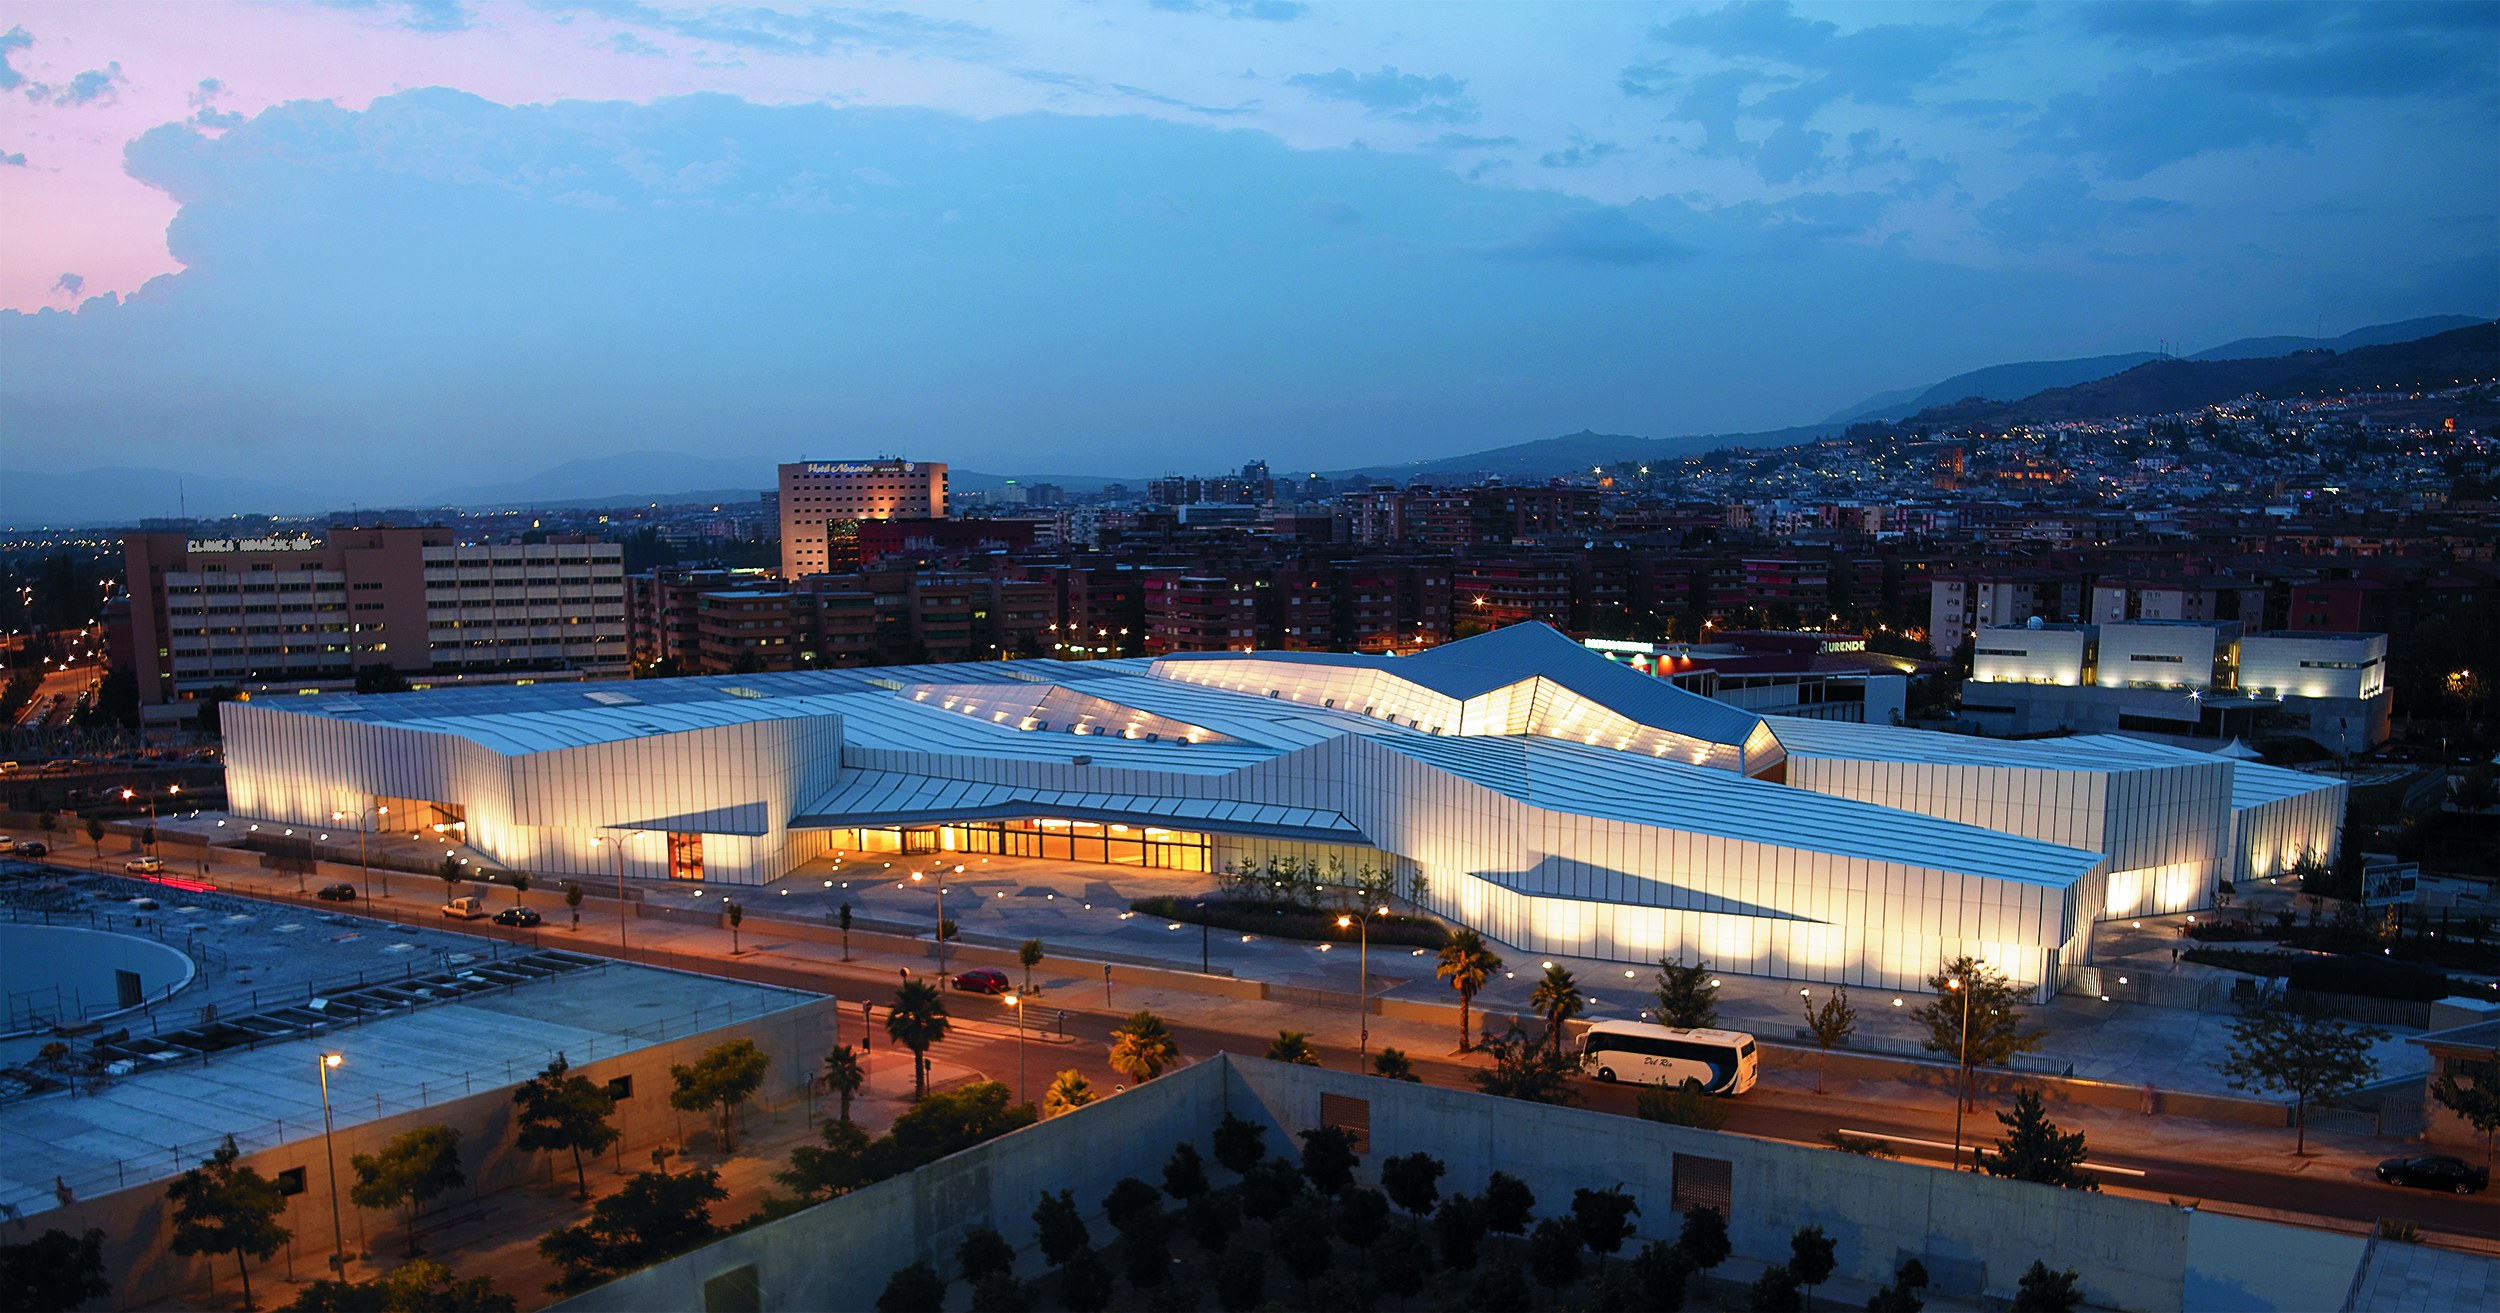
xmin=511 ymin=1055 xmax=618 ymax=1200
xmin=1913 ymin=957 xmax=2043 ymax=1069
xmin=349 ymin=1125 xmax=466 ymax=1258
xmin=538 ymin=1168 xmax=726 ymax=1293
xmin=1652 ymin=955 xmax=1718 ymax=1029
xmin=669 ymin=1038 xmax=771 ymax=1150
xmin=1978 ymin=1089 xmax=2099 ymax=1190
xmin=167 ymin=1136 xmax=292 ymax=1309
xmin=0 ymin=1227 xmax=111 ymax=1313
xmin=2216 ymin=1008 xmax=2385 ymax=1153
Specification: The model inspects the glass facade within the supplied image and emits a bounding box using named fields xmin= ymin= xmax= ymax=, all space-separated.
xmin=831 ymin=820 xmax=1209 ymax=871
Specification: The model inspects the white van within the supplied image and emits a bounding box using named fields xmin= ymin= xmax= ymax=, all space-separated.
xmin=440 ymin=895 xmax=490 ymax=920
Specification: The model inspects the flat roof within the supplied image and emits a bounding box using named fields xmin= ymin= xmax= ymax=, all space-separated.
xmin=0 ymin=953 xmax=814 ymax=1222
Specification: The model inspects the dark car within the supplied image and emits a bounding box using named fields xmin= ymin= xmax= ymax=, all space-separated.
xmin=316 ymin=882 xmax=359 ymax=901
xmin=14 ymin=841 xmax=47 ymax=858
xmin=951 ymin=967 xmax=1011 ymax=995
xmin=2376 ymin=1154 xmax=2489 ymax=1194
xmin=493 ymin=906 xmax=542 ymax=927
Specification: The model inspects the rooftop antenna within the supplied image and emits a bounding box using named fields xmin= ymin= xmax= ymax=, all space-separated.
xmin=178 ymin=477 xmax=186 ymax=523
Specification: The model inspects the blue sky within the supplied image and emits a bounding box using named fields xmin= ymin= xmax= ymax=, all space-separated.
xmin=0 ymin=1 xmax=2493 ymax=498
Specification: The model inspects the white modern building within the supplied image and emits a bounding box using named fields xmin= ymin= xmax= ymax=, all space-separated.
xmin=1963 ymin=620 xmax=2392 ymax=753
xmin=223 ymin=624 xmax=2348 ymax=1001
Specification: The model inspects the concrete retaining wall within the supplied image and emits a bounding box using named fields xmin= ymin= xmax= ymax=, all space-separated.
xmin=27 ymin=995 xmax=837 ymax=1309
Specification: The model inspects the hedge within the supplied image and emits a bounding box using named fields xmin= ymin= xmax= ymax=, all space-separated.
xmin=2183 ymin=946 xmax=2451 ymax=1002
xmin=1131 ymin=895 xmax=1452 ymax=950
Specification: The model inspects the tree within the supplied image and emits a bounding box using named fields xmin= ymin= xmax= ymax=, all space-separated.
xmin=1042 ymin=1068 xmax=1096 ymax=1118
xmin=1527 ymin=1218 xmax=1583 ymax=1289
xmin=2010 ymin=1261 xmax=2083 ymax=1312
xmin=1266 ymin=1029 xmax=1321 ymax=1065
xmin=1298 ymin=1125 xmax=1360 ymax=1194
xmin=777 ymin=1117 xmax=873 ymax=1202
xmin=2429 ymin=1053 xmax=2500 ymax=1167
xmin=1482 ymin=1170 xmax=1536 ymax=1235
xmin=1978 ymin=1090 xmax=2099 ymax=1190
xmin=1675 ymin=1204 xmax=1730 ymax=1272
xmin=0 ymin=1227 xmax=110 ymax=1312
xmin=1913 ymin=957 xmax=2043 ymax=1077
xmin=1108 ymin=1009 xmax=1180 ymax=1082
xmin=1653 ymin=955 xmax=1718 ymax=1029
xmin=350 ymin=1125 xmax=465 ymax=1258
xmin=1373 ymin=1222 xmax=1436 ymax=1310
xmin=1381 ymin=1151 xmax=1445 ymax=1219
xmin=880 ymin=1082 xmax=1034 ymax=1172
xmin=1273 ymin=1196 xmax=1337 ymax=1296
xmin=1336 ymin=1187 xmax=1391 ymax=1250
xmin=1531 ymin=964 xmax=1586 ymax=1059
xmin=84 ymin=815 xmax=104 ymax=861
xmin=1470 ymin=1259 xmax=1535 ymax=1313
xmin=839 ymin=902 xmax=854 ymax=960
xmin=956 ymin=1225 xmax=1015 ymax=1285
xmin=1185 ymin=1191 xmax=1240 ymax=1255
xmin=438 ymin=855 xmax=463 ymax=894
xmin=167 ymin=1136 xmax=291 ymax=1309
xmin=1638 ymin=1080 xmax=1729 ymax=1131
xmin=1118 ymin=1206 xmax=1171 ymax=1288
xmin=285 ymin=1259 xmax=514 ymax=1312
xmin=1018 ymin=938 xmax=1045 ymax=991
xmin=668 ymin=1037 xmax=771 ymax=1151
xmin=1867 ymin=1257 xmax=1929 ymax=1313
xmin=539 ymin=1169 xmax=726 ymax=1293
xmin=876 ymin=1261 xmax=946 ymax=1313
xmin=1058 ymin=1248 xmax=1114 ymax=1313
xmin=1373 ymin=1047 xmax=1421 ymax=1081
xmin=511 ymin=1055 xmax=619 ymax=1199
xmin=823 ymin=1044 xmax=866 ymax=1125
xmin=355 ymin=663 xmax=411 ymax=695
xmin=1748 ymin=1264 xmax=1803 ymax=1312
xmin=1790 ymin=1226 xmax=1836 ymax=1309
xmin=1572 ymin=1185 xmax=1641 ymax=1266
xmin=1032 ymin=1190 xmax=1090 ymax=1266
xmin=1162 ymin=1141 xmax=1209 ymax=1200
xmin=724 ymin=900 xmax=744 ymax=954
xmin=1802 ymin=986 xmax=1856 ymax=1094
xmin=1103 ymin=1177 xmax=1161 ymax=1230
xmin=1434 ymin=1193 xmax=1486 ymax=1271
xmin=508 ymin=872 xmax=530 ymax=907
xmin=1436 ymin=929 xmax=1502 ymax=1050
xmin=563 ymin=882 xmax=583 ymax=930
xmin=1630 ymin=1239 xmax=1692 ymax=1312
xmin=1212 ymin=1112 xmax=1266 ymax=1174
xmin=2215 ymin=1007 xmax=2385 ymax=1153
xmin=886 ymin=979 xmax=951 ymax=1099
xmin=1470 ymin=1025 xmax=1582 ymax=1105
xmin=1237 ymin=1158 xmax=1303 ymax=1222
xmin=1212 ymin=1245 xmax=1265 ymax=1313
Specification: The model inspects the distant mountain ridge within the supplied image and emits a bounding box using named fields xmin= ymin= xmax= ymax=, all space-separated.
xmin=1821 ymin=314 xmax=2484 ymax=426
xmin=1902 ymin=321 xmax=2499 ymax=429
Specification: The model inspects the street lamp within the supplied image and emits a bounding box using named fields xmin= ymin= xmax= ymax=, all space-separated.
xmin=1004 ymin=992 xmax=1027 ymax=1105
xmin=1947 ymin=975 xmax=1973 ymax=1170
xmin=592 ymin=833 xmax=635 ymax=952
xmin=910 ymin=869 xmax=948 ymax=978
xmin=318 ymin=1053 xmax=347 ymax=1272
xmin=1336 ymin=904 xmax=1389 ymax=1069
xmin=331 ymin=803 xmax=389 ymax=899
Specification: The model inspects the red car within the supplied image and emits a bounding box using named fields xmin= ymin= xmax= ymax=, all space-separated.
xmin=951 ymin=968 xmax=1011 ymax=995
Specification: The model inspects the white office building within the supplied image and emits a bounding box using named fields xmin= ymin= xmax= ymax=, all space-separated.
xmin=223 ymin=624 xmax=2347 ymax=1001
xmin=1963 ymin=620 xmax=2392 ymax=754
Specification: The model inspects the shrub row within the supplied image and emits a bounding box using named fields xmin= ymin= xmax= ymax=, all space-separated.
xmin=2183 ymin=946 xmax=2451 ymax=1002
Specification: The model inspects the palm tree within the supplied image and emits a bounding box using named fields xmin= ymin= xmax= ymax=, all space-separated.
xmin=885 ymin=980 xmax=950 ymax=1099
xmin=1436 ymin=929 xmax=1502 ymax=1052
xmin=1266 ymin=1030 xmax=1321 ymax=1066
xmin=1108 ymin=1010 xmax=1181 ymax=1083
xmin=1530 ymin=964 xmax=1584 ymax=1060
xmin=823 ymin=1044 xmax=866 ymax=1124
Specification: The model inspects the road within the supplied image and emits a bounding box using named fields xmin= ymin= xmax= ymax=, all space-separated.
xmin=73 ymin=855 xmax=2500 ymax=1244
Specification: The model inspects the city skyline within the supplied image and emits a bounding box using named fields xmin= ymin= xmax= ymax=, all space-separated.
xmin=1 ymin=1 xmax=2494 ymax=507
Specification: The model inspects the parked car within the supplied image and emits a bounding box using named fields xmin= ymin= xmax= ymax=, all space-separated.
xmin=125 ymin=856 xmax=165 ymax=875
xmin=2376 ymin=1154 xmax=2489 ymax=1194
xmin=14 ymin=841 xmax=47 ymax=858
xmin=440 ymin=895 xmax=489 ymax=920
xmin=951 ymin=967 xmax=1011 ymax=995
xmin=316 ymin=883 xmax=359 ymax=902
xmin=493 ymin=906 xmax=541 ymax=927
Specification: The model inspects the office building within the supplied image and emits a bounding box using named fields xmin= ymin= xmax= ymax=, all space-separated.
xmin=1964 ymin=621 xmax=2391 ymax=753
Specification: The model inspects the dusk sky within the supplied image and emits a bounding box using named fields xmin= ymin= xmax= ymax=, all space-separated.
xmin=1 ymin=0 xmax=2494 ymax=503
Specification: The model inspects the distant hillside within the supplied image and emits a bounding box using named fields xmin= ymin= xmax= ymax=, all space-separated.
xmin=1903 ymin=321 xmax=2500 ymax=429
xmin=1330 ymin=425 xmax=1832 ymax=483
xmin=1825 ymin=352 xmax=2158 ymax=426
xmin=0 ymin=466 xmax=328 ymax=527
xmin=2188 ymin=314 xmax=2485 ymax=362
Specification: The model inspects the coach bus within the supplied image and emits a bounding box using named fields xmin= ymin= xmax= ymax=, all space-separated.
xmin=1578 ymin=1021 xmax=1759 ymax=1094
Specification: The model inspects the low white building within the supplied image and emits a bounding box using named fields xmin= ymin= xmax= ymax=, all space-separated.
xmin=224 ymin=624 xmax=2348 ymax=1001
xmin=1962 ymin=621 xmax=2392 ymax=754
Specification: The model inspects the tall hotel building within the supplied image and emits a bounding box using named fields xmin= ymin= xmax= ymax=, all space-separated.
xmin=779 ymin=459 xmax=949 ymax=581
xmin=120 ymin=528 xmax=627 ymax=726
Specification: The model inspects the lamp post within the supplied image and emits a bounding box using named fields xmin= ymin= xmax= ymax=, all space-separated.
xmin=1004 ymin=992 xmax=1027 ymax=1105
xmin=1336 ymin=904 xmax=1388 ymax=1069
xmin=332 ymin=803 xmax=389 ymax=900
xmin=318 ymin=1053 xmax=346 ymax=1272
xmin=1947 ymin=975 xmax=1973 ymax=1170
xmin=911 ymin=868 xmax=949 ymax=978
xmin=120 ymin=783 xmax=176 ymax=853
xmin=592 ymin=833 xmax=634 ymax=952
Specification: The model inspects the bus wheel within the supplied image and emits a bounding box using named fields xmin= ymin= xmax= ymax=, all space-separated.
xmin=1596 ymin=1067 xmax=1616 ymax=1083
